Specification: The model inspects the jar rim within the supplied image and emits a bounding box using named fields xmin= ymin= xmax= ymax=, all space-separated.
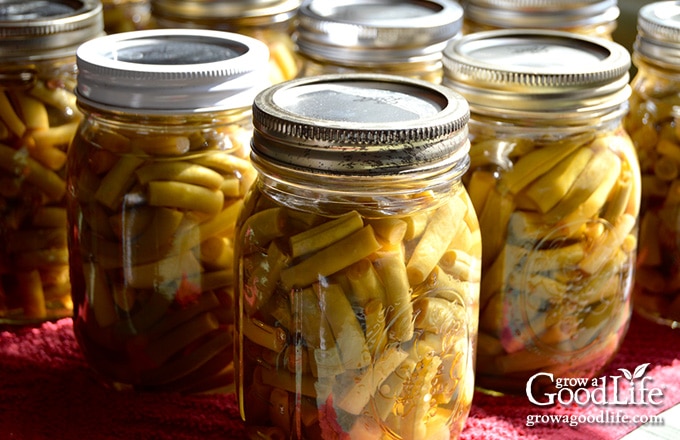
xmin=75 ymin=29 xmax=271 ymax=113
xmin=634 ymin=1 xmax=680 ymax=69
xmin=293 ymin=0 xmax=463 ymax=64
xmin=463 ymin=0 xmax=619 ymax=29
xmin=251 ymin=73 xmax=470 ymax=176
xmin=0 ymin=0 xmax=103 ymax=60
xmin=442 ymin=29 xmax=631 ymax=113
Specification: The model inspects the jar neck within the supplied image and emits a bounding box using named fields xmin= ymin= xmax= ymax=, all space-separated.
xmin=468 ymin=104 xmax=627 ymax=141
xmin=0 ymin=57 xmax=78 ymax=89
xmin=250 ymin=151 xmax=469 ymax=217
xmin=632 ymin=53 xmax=680 ymax=82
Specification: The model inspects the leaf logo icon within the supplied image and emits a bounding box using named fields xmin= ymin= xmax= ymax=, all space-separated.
xmin=618 ymin=363 xmax=650 ymax=381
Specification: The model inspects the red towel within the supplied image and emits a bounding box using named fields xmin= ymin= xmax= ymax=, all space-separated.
xmin=0 ymin=312 xmax=678 ymax=439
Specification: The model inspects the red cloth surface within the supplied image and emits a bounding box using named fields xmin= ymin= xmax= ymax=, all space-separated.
xmin=0 ymin=312 xmax=678 ymax=440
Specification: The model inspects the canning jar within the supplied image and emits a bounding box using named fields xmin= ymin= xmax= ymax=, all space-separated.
xmin=293 ymin=0 xmax=463 ymax=84
xmin=0 ymin=0 xmax=103 ymax=325
xmin=151 ymin=0 xmax=300 ymax=83
xmin=443 ymin=30 xmax=640 ymax=395
xmin=235 ymin=74 xmax=480 ymax=439
xmin=66 ymin=29 xmax=270 ymax=392
xmin=101 ymin=0 xmax=152 ymax=34
xmin=625 ymin=1 xmax=680 ymax=327
xmin=461 ymin=0 xmax=620 ymax=40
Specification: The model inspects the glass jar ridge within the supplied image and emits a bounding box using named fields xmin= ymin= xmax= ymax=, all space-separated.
xmin=236 ymin=74 xmax=480 ymax=439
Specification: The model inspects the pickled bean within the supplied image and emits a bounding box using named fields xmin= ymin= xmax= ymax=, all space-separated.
xmin=466 ymin=128 xmax=639 ymax=393
xmin=237 ymin=187 xmax=480 ymax=437
xmin=69 ymin=121 xmax=256 ymax=391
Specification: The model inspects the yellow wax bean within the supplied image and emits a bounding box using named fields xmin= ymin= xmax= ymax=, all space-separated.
xmin=439 ymin=249 xmax=480 ymax=283
xmin=191 ymin=150 xmax=253 ymax=175
xmin=243 ymin=317 xmax=288 ymax=353
xmin=94 ymin=155 xmax=145 ymax=209
xmin=403 ymin=211 xmax=428 ymax=240
xmin=401 ymin=354 xmax=442 ymax=440
xmin=522 ymin=147 xmax=594 ymax=213
xmin=33 ymin=207 xmax=67 ymax=227
xmin=478 ymin=188 xmax=515 ymax=268
xmin=16 ymin=248 xmax=69 ymax=268
xmin=346 ymin=258 xmax=387 ymax=307
xmin=198 ymin=199 xmax=244 ymax=239
xmin=368 ymin=217 xmax=408 ymax=244
xmin=125 ymin=251 xmax=202 ymax=289
xmin=28 ymin=80 xmax=77 ymax=113
xmin=0 ymin=143 xmax=65 ymax=201
xmin=375 ymin=251 xmax=414 ymax=342
xmin=6 ymin=228 xmax=67 ymax=253
xmin=335 ymin=345 xmax=409 ymax=415
xmin=135 ymin=161 xmax=224 ymax=190
xmin=244 ymin=241 xmax=291 ymax=317
xmin=374 ymin=357 xmax=417 ymax=421
xmin=29 ymin=145 xmax=67 ymax=171
xmin=314 ymin=282 xmax=371 ymax=370
xmin=467 ymin=170 xmax=497 ymax=214
xmin=500 ymin=133 xmax=589 ymax=194
xmin=579 ymin=213 xmax=636 ymax=274
xmin=130 ymin=135 xmax=190 ymax=156
xmin=13 ymin=92 xmax=49 ymax=130
xmin=407 ymin=197 xmax=466 ymax=285
xmin=199 ymin=236 xmax=233 ymax=269
xmin=220 ymin=176 xmax=241 ymax=197
xmin=147 ymin=181 xmax=224 ymax=215
xmin=145 ymin=312 xmax=220 ymax=366
xmin=279 ymin=225 xmax=381 ymax=290
xmin=656 ymin=138 xmax=680 ymax=164
xmin=17 ymin=270 xmax=46 ymax=319
xmin=239 ymin=207 xmax=287 ymax=254
xmin=32 ymin=121 xmax=80 ymax=150
xmin=289 ymin=210 xmax=363 ymax=258
xmin=0 ymin=91 xmax=26 ymax=137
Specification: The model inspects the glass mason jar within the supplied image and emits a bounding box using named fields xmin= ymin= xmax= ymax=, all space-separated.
xmin=66 ymin=29 xmax=270 ymax=393
xmin=625 ymin=1 xmax=680 ymax=328
xmin=443 ymin=30 xmax=640 ymax=395
xmin=101 ymin=0 xmax=153 ymax=34
xmin=151 ymin=0 xmax=300 ymax=83
xmin=235 ymin=74 xmax=480 ymax=439
xmin=294 ymin=0 xmax=463 ymax=84
xmin=461 ymin=0 xmax=620 ymax=40
xmin=0 ymin=0 xmax=103 ymax=325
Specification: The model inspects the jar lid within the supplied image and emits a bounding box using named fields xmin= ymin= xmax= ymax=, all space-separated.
xmin=0 ymin=0 xmax=103 ymax=61
xmin=442 ymin=29 xmax=631 ymax=115
xmin=251 ymin=73 xmax=470 ymax=175
xmin=463 ymin=0 xmax=619 ymax=30
xmin=151 ymin=0 xmax=300 ymax=26
xmin=634 ymin=1 xmax=680 ymax=69
xmin=75 ymin=29 xmax=271 ymax=113
xmin=293 ymin=0 xmax=463 ymax=65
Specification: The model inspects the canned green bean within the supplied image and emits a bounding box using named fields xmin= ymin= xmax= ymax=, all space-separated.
xmin=235 ymin=74 xmax=480 ymax=439
xmin=443 ymin=30 xmax=639 ymax=395
xmin=0 ymin=0 xmax=103 ymax=325
xmin=67 ymin=29 xmax=269 ymax=392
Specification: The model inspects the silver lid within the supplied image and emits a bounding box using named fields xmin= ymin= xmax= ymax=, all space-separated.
xmin=294 ymin=0 xmax=463 ymax=65
xmin=151 ymin=0 xmax=300 ymax=26
xmin=0 ymin=0 xmax=103 ymax=61
xmin=442 ymin=30 xmax=631 ymax=115
xmin=634 ymin=1 xmax=680 ymax=69
xmin=251 ymin=73 xmax=470 ymax=175
xmin=76 ymin=29 xmax=271 ymax=113
xmin=463 ymin=0 xmax=619 ymax=30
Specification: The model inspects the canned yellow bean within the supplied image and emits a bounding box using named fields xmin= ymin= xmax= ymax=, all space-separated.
xmin=293 ymin=0 xmax=463 ymax=84
xmin=235 ymin=74 xmax=480 ymax=440
xmin=461 ymin=0 xmax=619 ymax=39
xmin=443 ymin=30 xmax=640 ymax=395
xmin=151 ymin=0 xmax=300 ymax=84
xmin=625 ymin=1 xmax=680 ymax=327
xmin=67 ymin=29 xmax=269 ymax=392
xmin=0 ymin=0 xmax=103 ymax=325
